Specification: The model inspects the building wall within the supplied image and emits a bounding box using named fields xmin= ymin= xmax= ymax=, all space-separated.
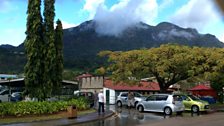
xmin=79 ymin=76 xmax=104 ymax=93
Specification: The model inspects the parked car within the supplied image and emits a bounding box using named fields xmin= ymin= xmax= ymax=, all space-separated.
xmin=116 ymin=92 xmax=146 ymax=107
xmin=0 ymin=89 xmax=10 ymax=102
xmin=74 ymin=91 xmax=95 ymax=107
xmin=200 ymin=96 xmax=216 ymax=104
xmin=178 ymin=94 xmax=210 ymax=113
xmin=136 ymin=94 xmax=185 ymax=115
xmin=10 ymin=92 xmax=23 ymax=102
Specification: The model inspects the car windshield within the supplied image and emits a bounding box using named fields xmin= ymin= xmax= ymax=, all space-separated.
xmin=188 ymin=95 xmax=200 ymax=100
xmin=134 ymin=92 xmax=142 ymax=97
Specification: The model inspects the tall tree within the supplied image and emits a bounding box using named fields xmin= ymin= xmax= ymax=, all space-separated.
xmin=54 ymin=19 xmax=63 ymax=94
xmin=43 ymin=0 xmax=56 ymax=98
xmin=24 ymin=0 xmax=45 ymax=99
xmin=100 ymin=44 xmax=223 ymax=92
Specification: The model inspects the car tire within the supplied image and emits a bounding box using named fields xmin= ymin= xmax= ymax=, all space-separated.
xmin=117 ymin=101 xmax=122 ymax=107
xmin=191 ymin=105 xmax=199 ymax=113
xmin=164 ymin=107 xmax=172 ymax=115
xmin=138 ymin=105 xmax=144 ymax=112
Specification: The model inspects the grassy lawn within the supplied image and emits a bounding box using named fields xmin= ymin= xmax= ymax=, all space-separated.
xmin=0 ymin=109 xmax=96 ymax=125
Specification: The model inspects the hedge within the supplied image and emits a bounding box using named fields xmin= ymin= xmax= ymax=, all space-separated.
xmin=0 ymin=98 xmax=89 ymax=117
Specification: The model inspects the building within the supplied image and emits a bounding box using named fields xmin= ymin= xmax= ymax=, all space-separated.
xmin=0 ymin=74 xmax=18 ymax=81
xmin=76 ymin=73 xmax=104 ymax=93
xmin=103 ymin=79 xmax=160 ymax=104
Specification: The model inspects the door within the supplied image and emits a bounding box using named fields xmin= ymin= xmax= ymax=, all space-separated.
xmin=145 ymin=95 xmax=156 ymax=111
xmin=106 ymin=90 xmax=110 ymax=105
xmin=154 ymin=95 xmax=168 ymax=112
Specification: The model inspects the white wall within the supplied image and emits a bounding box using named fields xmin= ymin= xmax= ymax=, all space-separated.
xmin=103 ymin=87 xmax=116 ymax=104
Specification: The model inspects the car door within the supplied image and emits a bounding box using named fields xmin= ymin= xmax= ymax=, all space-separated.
xmin=181 ymin=95 xmax=192 ymax=110
xmin=154 ymin=95 xmax=168 ymax=112
xmin=120 ymin=93 xmax=128 ymax=105
xmin=144 ymin=95 xmax=156 ymax=111
xmin=0 ymin=90 xmax=9 ymax=102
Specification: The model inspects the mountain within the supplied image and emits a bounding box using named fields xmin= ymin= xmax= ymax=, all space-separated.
xmin=1 ymin=20 xmax=224 ymax=73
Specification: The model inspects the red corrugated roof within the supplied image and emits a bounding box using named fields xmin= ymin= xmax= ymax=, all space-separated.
xmin=104 ymin=79 xmax=160 ymax=91
xmin=189 ymin=84 xmax=213 ymax=91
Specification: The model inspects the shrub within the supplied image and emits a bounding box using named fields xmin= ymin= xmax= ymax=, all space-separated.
xmin=0 ymin=98 xmax=89 ymax=117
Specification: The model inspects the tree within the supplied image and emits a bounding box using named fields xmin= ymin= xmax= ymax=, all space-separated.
xmin=54 ymin=19 xmax=63 ymax=94
xmin=205 ymin=48 xmax=224 ymax=103
xmin=24 ymin=0 xmax=45 ymax=99
xmin=100 ymin=44 xmax=222 ymax=92
xmin=42 ymin=0 xmax=56 ymax=98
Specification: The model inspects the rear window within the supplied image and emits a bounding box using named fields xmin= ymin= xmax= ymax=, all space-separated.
xmin=173 ymin=95 xmax=182 ymax=101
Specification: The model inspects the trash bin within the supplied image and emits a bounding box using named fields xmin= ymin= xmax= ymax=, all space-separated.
xmin=67 ymin=105 xmax=77 ymax=119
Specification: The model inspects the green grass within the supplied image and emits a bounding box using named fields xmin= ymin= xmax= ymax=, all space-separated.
xmin=0 ymin=109 xmax=96 ymax=125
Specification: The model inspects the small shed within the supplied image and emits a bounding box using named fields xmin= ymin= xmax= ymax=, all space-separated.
xmin=188 ymin=84 xmax=217 ymax=98
xmin=103 ymin=79 xmax=160 ymax=104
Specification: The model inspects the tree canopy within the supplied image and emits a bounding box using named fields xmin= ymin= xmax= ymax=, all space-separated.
xmin=100 ymin=44 xmax=224 ymax=92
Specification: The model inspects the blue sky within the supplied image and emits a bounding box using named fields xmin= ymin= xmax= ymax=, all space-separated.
xmin=0 ymin=0 xmax=224 ymax=46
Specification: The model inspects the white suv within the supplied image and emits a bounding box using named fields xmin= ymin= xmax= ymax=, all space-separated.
xmin=116 ymin=92 xmax=146 ymax=107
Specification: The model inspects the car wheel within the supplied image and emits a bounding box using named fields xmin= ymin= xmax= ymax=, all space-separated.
xmin=117 ymin=101 xmax=122 ymax=107
xmin=138 ymin=105 xmax=144 ymax=112
xmin=191 ymin=105 xmax=199 ymax=113
xmin=164 ymin=107 xmax=172 ymax=115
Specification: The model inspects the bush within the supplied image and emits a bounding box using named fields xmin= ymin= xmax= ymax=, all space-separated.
xmin=0 ymin=98 xmax=89 ymax=117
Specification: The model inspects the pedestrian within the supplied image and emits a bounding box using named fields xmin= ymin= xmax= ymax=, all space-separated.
xmin=94 ymin=90 xmax=98 ymax=109
xmin=98 ymin=89 xmax=104 ymax=115
xmin=127 ymin=91 xmax=134 ymax=109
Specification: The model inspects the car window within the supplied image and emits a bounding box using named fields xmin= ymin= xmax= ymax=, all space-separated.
xmin=181 ymin=95 xmax=190 ymax=101
xmin=146 ymin=95 xmax=156 ymax=101
xmin=156 ymin=95 xmax=168 ymax=101
xmin=134 ymin=92 xmax=142 ymax=97
xmin=0 ymin=90 xmax=9 ymax=95
xmin=188 ymin=95 xmax=200 ymax=100
xmin=121 ymin=93 xmax=128 ymax=97
xmin=173 ymin=95 xmax=182 ymax=101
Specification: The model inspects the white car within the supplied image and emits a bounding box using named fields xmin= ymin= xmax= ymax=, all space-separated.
xmin=116 ymin=92 xmax=146 ymax=107
xmin=136 ymin=94 xmax=185 ymax=115
xmin=0 ymin=89 xmax=10 ymax=102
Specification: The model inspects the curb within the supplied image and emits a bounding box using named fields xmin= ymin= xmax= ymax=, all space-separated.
xmin=61 ymin=111 xmax=115 ymax=126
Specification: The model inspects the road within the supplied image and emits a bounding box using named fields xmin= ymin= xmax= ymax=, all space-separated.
xmin=139 ymin=112 xmax=224 ymax=126
xmin=73 ymin=105 xmax=184 ymax=126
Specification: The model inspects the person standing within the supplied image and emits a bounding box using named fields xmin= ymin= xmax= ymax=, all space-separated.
xmin=128 ymin=91 xmax=134 ymax=109
xmin=98 ymin=89 xmax=104 ymax=115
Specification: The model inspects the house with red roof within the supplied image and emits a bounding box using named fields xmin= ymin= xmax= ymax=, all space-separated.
xmin=103 ymin=79 xmax=160 ymax=104
xmin=188 ymin=84 xmax=217 ymax=98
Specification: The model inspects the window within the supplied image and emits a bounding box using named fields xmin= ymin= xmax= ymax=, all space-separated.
xmin=134 ymin=92 xmax=142 ymax=97
xmin=173 ymin=95 xmax=182 ymax=101
xmin=121 ymin=93 xmax=128 ymax=97
xmin=146 ymin=95 xmax=156 ymax=101
xmin=156 ymin=95 xmax=168 ymax=101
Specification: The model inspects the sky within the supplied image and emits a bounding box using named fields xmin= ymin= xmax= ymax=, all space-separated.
xmin=0 ymin=0 xmax=224 ymax=46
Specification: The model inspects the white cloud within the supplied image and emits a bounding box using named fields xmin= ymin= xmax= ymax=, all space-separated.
xmin=169 ymin=0 xmax=221 ymax=31
xmin=218 ymin=33 xmax=224 ymax=42
xmin=61 ymin=21 xmax=78 ymax=29
xmin=83 ymin=0 xmax=105 ymax=19
xmin=93 ymin=0 xmax=158 ymax=36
